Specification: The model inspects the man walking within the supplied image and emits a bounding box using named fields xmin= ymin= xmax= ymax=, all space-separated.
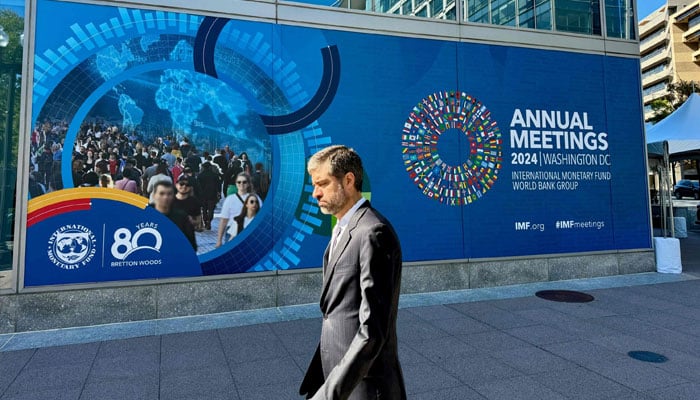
xmin=299 ymin=145 xmax=406 ymax=400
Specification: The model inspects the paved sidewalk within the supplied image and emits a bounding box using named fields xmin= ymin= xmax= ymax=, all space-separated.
xmin=1 ymin=232 xmax=700 ymax=399
xmin=0 ymin=271 xmax=699 ymax=400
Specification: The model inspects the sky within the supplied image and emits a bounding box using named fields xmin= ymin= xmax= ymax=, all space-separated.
xmin=638 ymin=0 xmax=668 ymax=21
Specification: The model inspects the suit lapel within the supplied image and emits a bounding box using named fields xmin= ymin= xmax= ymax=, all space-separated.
xmin=319 ymin=202 xmax=371 ymax=308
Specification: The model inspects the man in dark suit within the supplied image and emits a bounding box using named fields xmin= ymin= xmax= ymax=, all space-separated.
xmin=300 ymin=145 xmax=406 ymax=400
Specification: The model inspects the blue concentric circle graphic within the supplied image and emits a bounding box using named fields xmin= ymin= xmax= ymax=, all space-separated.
xmin=402 ymin=91 xmax=502 ymax=205
xmin=31 ymin=5 xmax=337 ymax=275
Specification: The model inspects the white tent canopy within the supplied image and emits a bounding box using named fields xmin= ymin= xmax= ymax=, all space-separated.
xmin=647 ymin=93 xmax=700 ymax=159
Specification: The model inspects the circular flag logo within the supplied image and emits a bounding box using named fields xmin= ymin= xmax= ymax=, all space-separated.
xmin=402 ymin=91 xmax=502 ymax=205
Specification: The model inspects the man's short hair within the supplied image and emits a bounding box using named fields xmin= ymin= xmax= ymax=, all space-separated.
xmin=308 ymin=145 xmax=363 ymax=191
xmin=153 ymin=180 xmax=174 ymax=193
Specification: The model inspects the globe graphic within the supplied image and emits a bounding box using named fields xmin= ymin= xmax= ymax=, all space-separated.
xmin=54 ymin=233 xmax=90 ymax=264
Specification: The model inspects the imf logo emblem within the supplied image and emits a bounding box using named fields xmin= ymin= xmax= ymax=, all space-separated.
xmin=47 ymin=224 xmax=97 ymax=270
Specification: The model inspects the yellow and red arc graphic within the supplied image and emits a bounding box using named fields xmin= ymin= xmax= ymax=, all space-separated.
xmin=27 ymin=189 xmax=149 ymax=227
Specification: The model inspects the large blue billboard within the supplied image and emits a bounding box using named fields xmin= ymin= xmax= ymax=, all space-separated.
xmin=24 ymin=0 xmax=651 ymax=287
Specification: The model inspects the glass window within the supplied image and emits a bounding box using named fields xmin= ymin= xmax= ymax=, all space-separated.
xmin=643 ymin=81 xmax=666 ymax=97
xmin=641 ymin=64 xmax=666 ymax=80
xmin=402 ymin=0 xmax=413 ymax=14
xmin=468 ymin=0 xmax=491 ymax=23
xmin=554 ymin=0 xmax=601 ymax=35
xmin=491 ymin=0 xmax=516 ymax=26
xmin=605 ymin=0 xmax=633 ymax=39
xmin=445 ymin=2 xmax=457 ymax=19
xmin=689 ymin=13 xmax=700 ymax=29
xmin=641 ymin=45 xmax=666 ymax=63
xmin=519 ymin=0 xmax=535 ymax=28
xmin=0 ymin=4 xmax=23 ymax=278
xmin=432 ymin=0 xmax=445 ymax=16
xmin=535 ymin=0 xmax=552 ymax=29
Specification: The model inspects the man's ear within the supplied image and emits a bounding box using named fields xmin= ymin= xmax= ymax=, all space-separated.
xmin=343 ymin=172 xmax=355 ymax=189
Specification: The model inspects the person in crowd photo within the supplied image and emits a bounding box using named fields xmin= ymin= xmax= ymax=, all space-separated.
xmin=114 ymin=168 xmax=139 ymax=193
xmin=99 ymin=174 xmax=114 ymax=188
xmin=150 ymin=180 xmax=196 ymax=251
xmin=229 ymin=193 xmax=260 ymax=239
xmin=216 ymin=172 xmax=262 ymax=247
xmin=197 ymin=161 xmax=223 ymax=230
xmin=252 ymin=162 xmax=270 ymax=200
xmin=146 ymin=162 xmax=172 ymax=201
xmin=172 ymin=175 xmax=203 ymax=233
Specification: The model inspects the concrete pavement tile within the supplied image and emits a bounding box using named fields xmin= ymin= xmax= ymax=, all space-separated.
xmin=513 ymin=307 xmax=577 ymax=326
xmin=628 ymin=328 xmax=700 ymax=357
xmin=159 ymin=365 xmax=237 ymax=399
xmin=629 ymin=309 xmax=697 ymax=328
xmin=649 ymin=382 xmax=700 ymax=400
xmin=404 ymin=336 xmax=478 ymax=362
xmin=23 ymin=342 xmax=99 ymax=369
xmin=3 ymin=362 xmax=91 ymax=395
xmin=0 ymin=349 xmax=34 ymax=393
xmin=455 ymin=330 xmax=530 ymax=353
xmin=541 ymin=301 xmax=619 ymax=319
xmin=87 ymin=353 xmax=160 ymax=380
xmin=585 ymin=315 xmax=661 ymax=335
xmin=651 ymin=350 xmax=700 ymax=382
xmin=229 ymin=357 xmax=302 ymax=390
xmin=472 ymin=375 xmax=567 ymax=400
xmin=449 ymin=306 xmax=538 ymax=330
xmin=542 ymin=340 xmax=629 ymax=366
xmin=586 ymin=298 xmax=660 ymax=316
xmin=0 ymin=387 xmax=81 ymax=400
xmin=529 ymin=366 xmax=631 ymax=399
xmin=401 ymin=361 xmax=462 ymax=394
xmin=445 ymin=301 xmax=504 ymax=316
xmin=267 ymin=319 xmax=320 ymax=357
xmin=590 ymin=388 xmax=657 ymax=400
xmin=411 ymin=385 xmax=486 ymax=399
xmin=429 ymin=316 xmax=493 ymax=336
xmin=504 ymin=324 xmax=577 ymax=346
xmin=79 ymin=375 xmax=159 ymax=400
xmin=237 ymin=382 xmax=304 ymax=400
xmin=674 ymin=321 xmax=700 ymax=337
xmin=218 ymin=324 xmax=290 ymax=364
xmin=491 ymin=346 xmax=578 ymax=374
xmin=488 ymin=296 xmax=547 ymax=311
xmin=160 ymin=342 xmax=228 ymax=373
xmin=441 ymin=353 xmax=523 ymax=386
xmin=664 ymin=305 xmax=700 ymax=322
xmin=160 ymin=391 xmax=238 ymax=400
xmin=396 ymin=312 xmax=451 ymax=343
xmin=588 ymin=334 xmax=675 ymax=356
xmin=587 ymin=358 xmax=689 ymax=391
xmin=405 ymin=304 xmax=471 ymax=321
xmin=547 ymin=318 xmax=623 ymax=340
xmin=161 ymin=329 xmax=221 ymax=350
xmin=95 ymin=335 xmax=160 ymax=358
xmin=397 ymin=342 xmax=429 ymax=365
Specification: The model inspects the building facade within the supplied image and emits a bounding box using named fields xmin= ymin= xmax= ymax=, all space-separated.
xmin=640 ymin=0 xmax=700 ymax=121
xmin=0 ymin=0 xmax=653 ymax=333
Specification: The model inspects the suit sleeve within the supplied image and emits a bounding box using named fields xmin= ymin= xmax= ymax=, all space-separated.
xmin=311 ymin=223 xmax=399 ymax=400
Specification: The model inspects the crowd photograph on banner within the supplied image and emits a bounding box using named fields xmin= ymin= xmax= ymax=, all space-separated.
xmin=29 ymin=117 xmax=271 ymax=256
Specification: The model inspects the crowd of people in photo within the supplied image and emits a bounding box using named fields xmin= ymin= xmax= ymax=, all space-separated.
xmin=29 ymin=119 xmax=271 ymax=251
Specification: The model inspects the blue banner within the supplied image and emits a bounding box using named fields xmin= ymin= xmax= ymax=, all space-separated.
xmin=25 ymin=0 xmax=651 ymax=286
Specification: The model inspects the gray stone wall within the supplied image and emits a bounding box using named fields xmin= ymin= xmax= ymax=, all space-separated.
xmin=0 ymin=250 xmax=655 ymax=333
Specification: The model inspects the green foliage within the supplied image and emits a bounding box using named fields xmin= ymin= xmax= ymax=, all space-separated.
xmin=649 ymin=79 xmax=700 ymax=123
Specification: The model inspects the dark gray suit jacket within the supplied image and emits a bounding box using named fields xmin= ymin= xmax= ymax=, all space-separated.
xmin=299 ymin=201 xmax=407 ymax=400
